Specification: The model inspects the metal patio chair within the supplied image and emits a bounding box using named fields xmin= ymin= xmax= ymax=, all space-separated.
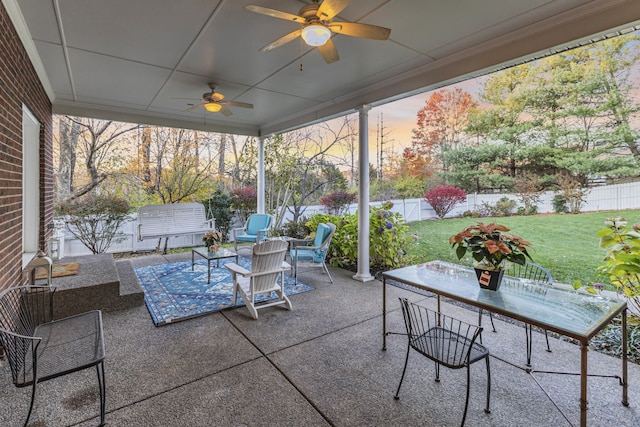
xmin=479 ymin=261 xmax=554 ymax=367
xmin=0 ymin=285 xmax=106 ymax=427
xmin=394 ymin=298 xmax=491 ymax=427
xmin=225 ymin=240 xmax=291 ymax=319
xmin=233 ymin=213 xmax=274 ymax=253
xmin=290 ymin=222 xmax=336 ymax=283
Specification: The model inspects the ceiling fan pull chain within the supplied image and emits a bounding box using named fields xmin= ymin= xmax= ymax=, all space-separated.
xmin=299 ymin=34 xmax=304 ymax=71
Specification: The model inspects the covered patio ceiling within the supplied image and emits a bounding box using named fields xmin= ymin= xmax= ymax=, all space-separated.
xmin=6 ymin=0 xmax=640 ymax=137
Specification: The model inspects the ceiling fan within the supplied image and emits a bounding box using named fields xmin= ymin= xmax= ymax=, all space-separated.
xmin=245 ymin=0 xmax=391 ymax=64
xmin=180 ymin=84 xmax=253 ymax=116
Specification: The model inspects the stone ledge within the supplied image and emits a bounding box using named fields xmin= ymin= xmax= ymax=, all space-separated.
xmin=47 ymin=254 xmax=144 ymax=319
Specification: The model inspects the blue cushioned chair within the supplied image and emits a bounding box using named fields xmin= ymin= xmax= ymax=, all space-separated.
xmin=290 ymin=222 xmax=336 ymax=283
xmin=233 ymin=214 xmax=274 ymax=253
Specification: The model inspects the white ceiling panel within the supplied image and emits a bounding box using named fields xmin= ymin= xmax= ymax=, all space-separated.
xmin=58 ymin=0 xmax=221 ymax=69
xmin=33 ymin=41 xmax=73 ymax=99
xmin=16 ymin=0 xmax=60 ymax=43
xmin=5 ymin=0 xmax=640 ymax=136
xmin=68 ymin=49 xmax=172 ymax=108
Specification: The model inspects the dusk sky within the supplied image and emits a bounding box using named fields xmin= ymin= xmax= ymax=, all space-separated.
xmin=367 ymin=77 xmax=484 ymax=156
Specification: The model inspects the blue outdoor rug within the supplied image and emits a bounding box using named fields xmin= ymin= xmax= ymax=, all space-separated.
xmin=135 ymin=256 xmax=314 ymax=326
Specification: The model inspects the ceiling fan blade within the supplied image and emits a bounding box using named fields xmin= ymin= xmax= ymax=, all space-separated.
xmin=329 ymin=22 xmax=391 ymax=40
xmin=317 ymin=39 xmax=339 ymax=64
xmin=260 ymin=29 xmax=302 ymax=52
xmin=317 ymin=0 xmax=352 ymax=20
xmin=220 ymin=106 xmax=233 ymax=117
xmin=221 ymin=100 xmax=254 ymax=109
xmin=185 ymin=103 xmax=205 ymax=112
xmin=245 ymin=5 xmax=305 ymax=23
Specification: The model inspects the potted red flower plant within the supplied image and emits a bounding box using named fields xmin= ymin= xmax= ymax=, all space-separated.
xmin=450 ymin=222 xmax=533 ymax=290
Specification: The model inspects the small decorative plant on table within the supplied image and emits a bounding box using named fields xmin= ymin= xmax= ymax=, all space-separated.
xmin=450 ymin=222 xmax=533 ymax=290
xmin=203 ymin=230 xmax=224 ymax=253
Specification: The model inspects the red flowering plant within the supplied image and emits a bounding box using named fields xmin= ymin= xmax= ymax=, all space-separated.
xmin=449 ymin=222 xmax=533 ymax=270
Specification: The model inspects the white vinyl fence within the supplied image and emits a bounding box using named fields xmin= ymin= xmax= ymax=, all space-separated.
xmin=54 ymin=181 xmax=640 ymax=258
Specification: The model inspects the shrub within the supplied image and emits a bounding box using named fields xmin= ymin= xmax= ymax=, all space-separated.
xmin=479 ymin=197 xmax=516 ymax=217
xmin=574 ymin=217 xmax=640 ymax=315
xmin=517 ymin=205 xmax=538 ymax=216
xmin=307 ymin=202 xmax=417 ymax=272
xmin=557 ymin=175 xmax=588 ymax=214
xmin=553 ymin=195 xmax=568 ymax=214
xmin=463 ymin=210 xmax=481 ymax=218
xmin=271 ymin=216 xmax=311 ymax=239
xmin=598 ymin=217 xmax=640 ymax=314
xmin=203 ymin=189 xmax=233 ymax=242
xmin=231 ymin=187 xmax=257 ymax=223
xmin=424 ymin=185 xmax=467 ymax=219
xmin=319 ymin=190 xmax=356 ymax=216
xmin=493 ymin=197 xmax=517 ymax=217
xmin=56 ymin=193 xmax=131 ymax=254
xmin=514 ymin=176 xmax=541 ymax=216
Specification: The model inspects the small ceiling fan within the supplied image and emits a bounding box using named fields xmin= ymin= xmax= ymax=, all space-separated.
xmin=245 ymin=0 xmax=391 ymax=64
xmin=180 ymin=83 xmax=253 ymax=116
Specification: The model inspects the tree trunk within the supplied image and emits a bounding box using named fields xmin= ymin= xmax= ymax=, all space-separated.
xmin=56 ymin=119 xmax=79 ymax=198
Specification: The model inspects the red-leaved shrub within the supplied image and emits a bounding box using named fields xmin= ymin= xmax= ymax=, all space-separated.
xmin=320 ymin=190 xmax=357 ymax=215
xmin=424 ymin=185 xmax=467 ymax=219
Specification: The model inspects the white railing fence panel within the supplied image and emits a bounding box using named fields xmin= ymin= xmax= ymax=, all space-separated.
xmin=56 ymin=181 xmax=640 ymax=258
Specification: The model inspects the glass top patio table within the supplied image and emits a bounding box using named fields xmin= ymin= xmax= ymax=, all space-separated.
xmin=381 ymin=260 xmax=629 ymax=427
xmin=191 ymin=247 xmax=238 ymax=284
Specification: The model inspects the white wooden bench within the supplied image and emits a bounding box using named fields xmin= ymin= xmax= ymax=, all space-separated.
xmin=137 ymin=203 xmax=215 ymax=242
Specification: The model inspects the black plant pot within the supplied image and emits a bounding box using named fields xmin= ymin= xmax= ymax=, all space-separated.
xmin=474 ymin=267 xmax=505 ymax=291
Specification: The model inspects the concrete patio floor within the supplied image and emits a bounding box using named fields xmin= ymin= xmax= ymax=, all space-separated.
xmin=1 ymin=252 xmax=639 ymax=426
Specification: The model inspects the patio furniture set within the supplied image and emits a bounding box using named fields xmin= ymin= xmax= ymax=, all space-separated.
xmin=382 ymin=261 xmax=629 ymax=427
xmin=0 ymin=209 xmax=630 ymax=426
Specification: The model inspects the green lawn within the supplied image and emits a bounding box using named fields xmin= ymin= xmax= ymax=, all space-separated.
xmin=406 ymin=209 xmax=640 ymax=287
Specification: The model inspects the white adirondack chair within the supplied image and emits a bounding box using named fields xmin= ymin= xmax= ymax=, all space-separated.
xmin=225 ymin=240 xmax=290 ymax=319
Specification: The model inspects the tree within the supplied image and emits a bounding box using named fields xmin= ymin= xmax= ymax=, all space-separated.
xmin=467 ymin=64 xmax=539 ymax=179
xmin=55 ymin=118 xmax=79 ymax=199
xmin=231 ymin=187 xmax=257 ymax=224
xmin=233 ymin=116 xmax=357 ymax=224
xmin=440 ymin=144 xmax=512 ymax=192
xmin=55 ymin=116 xmax=140 ymax=201
xmin=203 ymin=189 xmax=234 ymax=242
xmin=589 ymin=35 xmax=640 ymax=161
xmin=405 ymin=88 xmax=477 ymax=178
xmin=136 ymin=127 xmax=218 ymax=204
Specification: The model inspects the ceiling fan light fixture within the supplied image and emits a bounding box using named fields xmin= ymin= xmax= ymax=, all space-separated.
xmin=204 ymin=102 xmax=222 ymax=112
xmin=301 ymin=24 xmax=331 ymax=46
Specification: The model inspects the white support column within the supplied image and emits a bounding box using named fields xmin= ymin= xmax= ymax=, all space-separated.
xmin=353 ymin=105 xmax=375 ymax=282
xmin=257 ymin=136 xmax=265 ymax=214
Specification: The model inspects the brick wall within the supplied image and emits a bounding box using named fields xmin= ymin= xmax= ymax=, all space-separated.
xmin=0 ymin=3 xmax=53 ymax=291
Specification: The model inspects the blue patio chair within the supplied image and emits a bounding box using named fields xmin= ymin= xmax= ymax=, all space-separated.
xmin=233 ymin=213 xmax=274 ymax=253
xmin=290 ymin=222 xmax=336 ymax=283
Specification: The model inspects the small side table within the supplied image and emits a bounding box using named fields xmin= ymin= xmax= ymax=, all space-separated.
xmin=191 ymin=247 xmax=238 ymax=284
